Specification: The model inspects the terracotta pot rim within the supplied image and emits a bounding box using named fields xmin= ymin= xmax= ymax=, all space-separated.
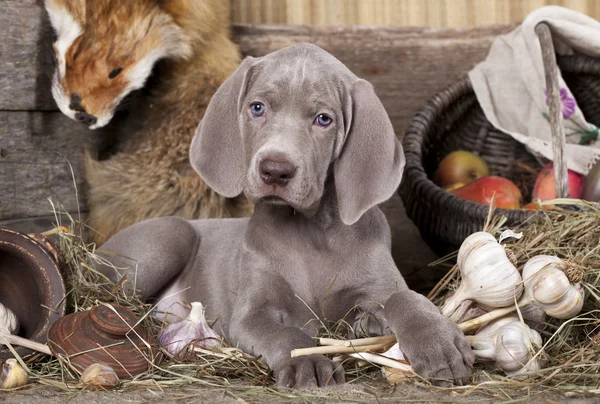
xmin=0 ymin=227 xmax=66 ymax=360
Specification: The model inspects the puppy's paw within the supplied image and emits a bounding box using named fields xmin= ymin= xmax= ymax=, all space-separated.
xmin=400 ymin=315 xmax=474 ymax=387
xmin=275 ymin=354 xmax=345 ymax=389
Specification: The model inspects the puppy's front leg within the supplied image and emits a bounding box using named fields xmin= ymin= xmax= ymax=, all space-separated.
xmin=384 ymin=290 xmax=474 ymax=386
xmin=229 ymin=306 xmax=345 ymax=389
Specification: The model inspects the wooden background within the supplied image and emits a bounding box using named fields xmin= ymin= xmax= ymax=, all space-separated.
xmin=231 ymin=0 xmax=600 ymax=27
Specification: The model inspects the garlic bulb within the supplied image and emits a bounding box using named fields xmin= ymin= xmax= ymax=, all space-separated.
xmin=521 ymin=255 xmax=584 ymax=319
xmin=1 ymin=359 xmax=28 ymax=389
xmin=80 ymin=363 xmax=120 ymax=390
xmin=441 ymin=232 xmax=524 ymax=318
xmin=158 ymin=302 xmax=222 ymax=358
xmin=467 ymin=317 xmax=545 ymax=375
xmin=0 ymin=302 xmax=19 ymax=335
xmin=495 ymin=322 xmax=545 ymax=375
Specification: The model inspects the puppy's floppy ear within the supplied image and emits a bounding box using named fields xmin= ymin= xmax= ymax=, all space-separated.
xmin=190 ymin=56 xmax=256 ymax=197
xmin=334 ymin=79 xmax=405 ymax=225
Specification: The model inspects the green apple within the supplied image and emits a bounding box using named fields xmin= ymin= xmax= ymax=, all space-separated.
xmin=434 ymin=150 xmax=489 ymax=187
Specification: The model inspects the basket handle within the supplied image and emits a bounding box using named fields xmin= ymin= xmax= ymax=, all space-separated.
xmin=535 ymin=22 xmax=570 ymax=198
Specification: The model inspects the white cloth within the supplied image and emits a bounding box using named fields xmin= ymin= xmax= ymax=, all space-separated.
xmin=469 ymin=6 xmax=600 ymax=175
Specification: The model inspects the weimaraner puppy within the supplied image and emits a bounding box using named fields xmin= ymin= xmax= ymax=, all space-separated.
xmin=96 ymin=43 xmax=474 ymax=389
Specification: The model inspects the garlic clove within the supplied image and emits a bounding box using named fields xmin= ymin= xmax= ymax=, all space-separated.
xmin=0 ymin=302 xmax=19 ymax=335
xmin=467 ymin=315 xmax=519 ymax=361
xmin=1 ymin=359 xmax=28 ymax=389
xmin=530 ymin=267 xmax=570 ymax=305
xmin=543 ymin=283 xmax=585 ymax=319
xmin=494 ymin=322 xmax=545 ymax=375
xmin=456 ymin=232 xmax=497 ymax=270
xmin=80 ymin=363 xmax=120 ymax=390
xmin=158 ymin=302 xmax=222 ymax=358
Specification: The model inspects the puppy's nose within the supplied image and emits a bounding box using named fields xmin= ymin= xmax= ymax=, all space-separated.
xmin=259 ymin=159 xmax=296 ymax=186
xmin=75 ymin=112 xmax=97 ymax=126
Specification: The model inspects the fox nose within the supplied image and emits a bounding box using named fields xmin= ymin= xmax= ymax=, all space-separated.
xmin=75 ymin=112 xmax=97 ymax=126
xmin=259 ymin=159 xmax=296 ymax=186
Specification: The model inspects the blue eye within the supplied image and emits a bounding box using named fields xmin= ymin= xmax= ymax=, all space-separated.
xmin=315 ymin=114 xmax=332 ymax=127
xmin=250 ymin=102 xmax=265 ymax=117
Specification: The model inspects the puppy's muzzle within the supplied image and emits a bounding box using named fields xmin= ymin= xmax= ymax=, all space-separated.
xmin=259 ymin=159 xmax=297 ymax=186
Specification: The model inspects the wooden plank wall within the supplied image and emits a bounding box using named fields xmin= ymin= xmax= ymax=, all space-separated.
xmin=231 ymin=0 xmax=600 ymax=27
xmin=0 ymin=0 xmax=513 ymax=220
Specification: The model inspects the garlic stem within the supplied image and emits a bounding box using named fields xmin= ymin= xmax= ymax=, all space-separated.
xmin=439 ymin=287 xmax=470 ymax=318
xmin=291 ymin=342 xmax=393 ymax=357
xmin=318 ymin=335 xmax=397 ymax=347
xmin=348 ymin=352 xmax=412 ymax=372
xmin=1 ymin=333 xmax=52 ymax=356
xmin=459 ymin=304 xmax=520 ymax=333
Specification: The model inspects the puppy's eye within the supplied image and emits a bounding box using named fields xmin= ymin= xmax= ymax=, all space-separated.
xmin=250 ymin=102 xmax=265 ymax=117
xmin=108 ymin=67 xmax=123 ymax=79
xmin=314 ymin=114 xmax=332 ymax=127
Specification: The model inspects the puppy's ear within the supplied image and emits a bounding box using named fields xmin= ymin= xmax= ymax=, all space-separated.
xmin=334 ymin=80 xmax=405 ymax=225
xmin=190 ymin=56 xmax=256 ymax=197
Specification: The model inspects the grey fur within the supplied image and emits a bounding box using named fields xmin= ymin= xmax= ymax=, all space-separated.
xmin=96 ymin=44 xmax=474 ymax=389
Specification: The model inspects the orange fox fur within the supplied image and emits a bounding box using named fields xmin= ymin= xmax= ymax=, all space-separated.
xmin=44 ymin=0 xmax=251 ymax=244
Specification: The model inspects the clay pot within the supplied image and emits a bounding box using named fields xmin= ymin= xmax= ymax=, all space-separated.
xmin=0 ymin=228 xmax=66 ymax=360
xmin=47 ymin=305 xmax=152 ymax=378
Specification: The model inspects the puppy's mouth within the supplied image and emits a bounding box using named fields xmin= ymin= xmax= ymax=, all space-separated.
xmin=259 ymin=195 xmax=289 ymax=205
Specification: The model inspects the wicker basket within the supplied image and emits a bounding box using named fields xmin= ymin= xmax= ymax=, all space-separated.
xmin=400 ymin=23 xmax=600 ymax=256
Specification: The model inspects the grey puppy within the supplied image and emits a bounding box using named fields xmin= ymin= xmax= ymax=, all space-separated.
xmin=96 ymin=43 xmax=474 ymax=389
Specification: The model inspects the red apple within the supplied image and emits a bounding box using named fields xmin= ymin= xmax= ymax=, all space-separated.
xmin=434 ymin=150 xmax=489 ymax=187
xmin=532 ymin=163 xmax=584 ymax=200
xmin=450 ymin=176 xmax=522 ymax=209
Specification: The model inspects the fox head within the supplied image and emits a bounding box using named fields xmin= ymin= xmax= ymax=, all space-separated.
xmin=44 ymin=0 xmax=195 ymax=129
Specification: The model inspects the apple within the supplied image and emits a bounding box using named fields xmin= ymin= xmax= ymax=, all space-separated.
xmin=434 ymin=150 xmax=489 ymax=187
xmin=532 ymin=163 xmax=584 ymax=200
xmin=450 ymin=176 xmax=522 ymax=209
xmin=522 ymin=199 xmax=555 ymax=211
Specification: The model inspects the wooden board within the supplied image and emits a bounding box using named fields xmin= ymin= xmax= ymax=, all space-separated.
xmin=0 ymin=111 xmax=93 ymax=220
xmin=0 ymin=0 xmax=56 ymax=111
xmin=0 ymin=0 xmax=514 ymax=219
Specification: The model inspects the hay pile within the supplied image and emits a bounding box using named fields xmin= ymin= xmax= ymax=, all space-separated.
xmin=429 ymin=199 xmax=600 ymax=395
xmin=6 ymin=199 xmax=600 ymax=400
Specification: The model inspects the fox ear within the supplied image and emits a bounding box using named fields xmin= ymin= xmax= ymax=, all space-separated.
xmin=190 ymin=56 xmax=256 ymax=198
xmin=44 ymin=0 xmax=85 ymax=36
